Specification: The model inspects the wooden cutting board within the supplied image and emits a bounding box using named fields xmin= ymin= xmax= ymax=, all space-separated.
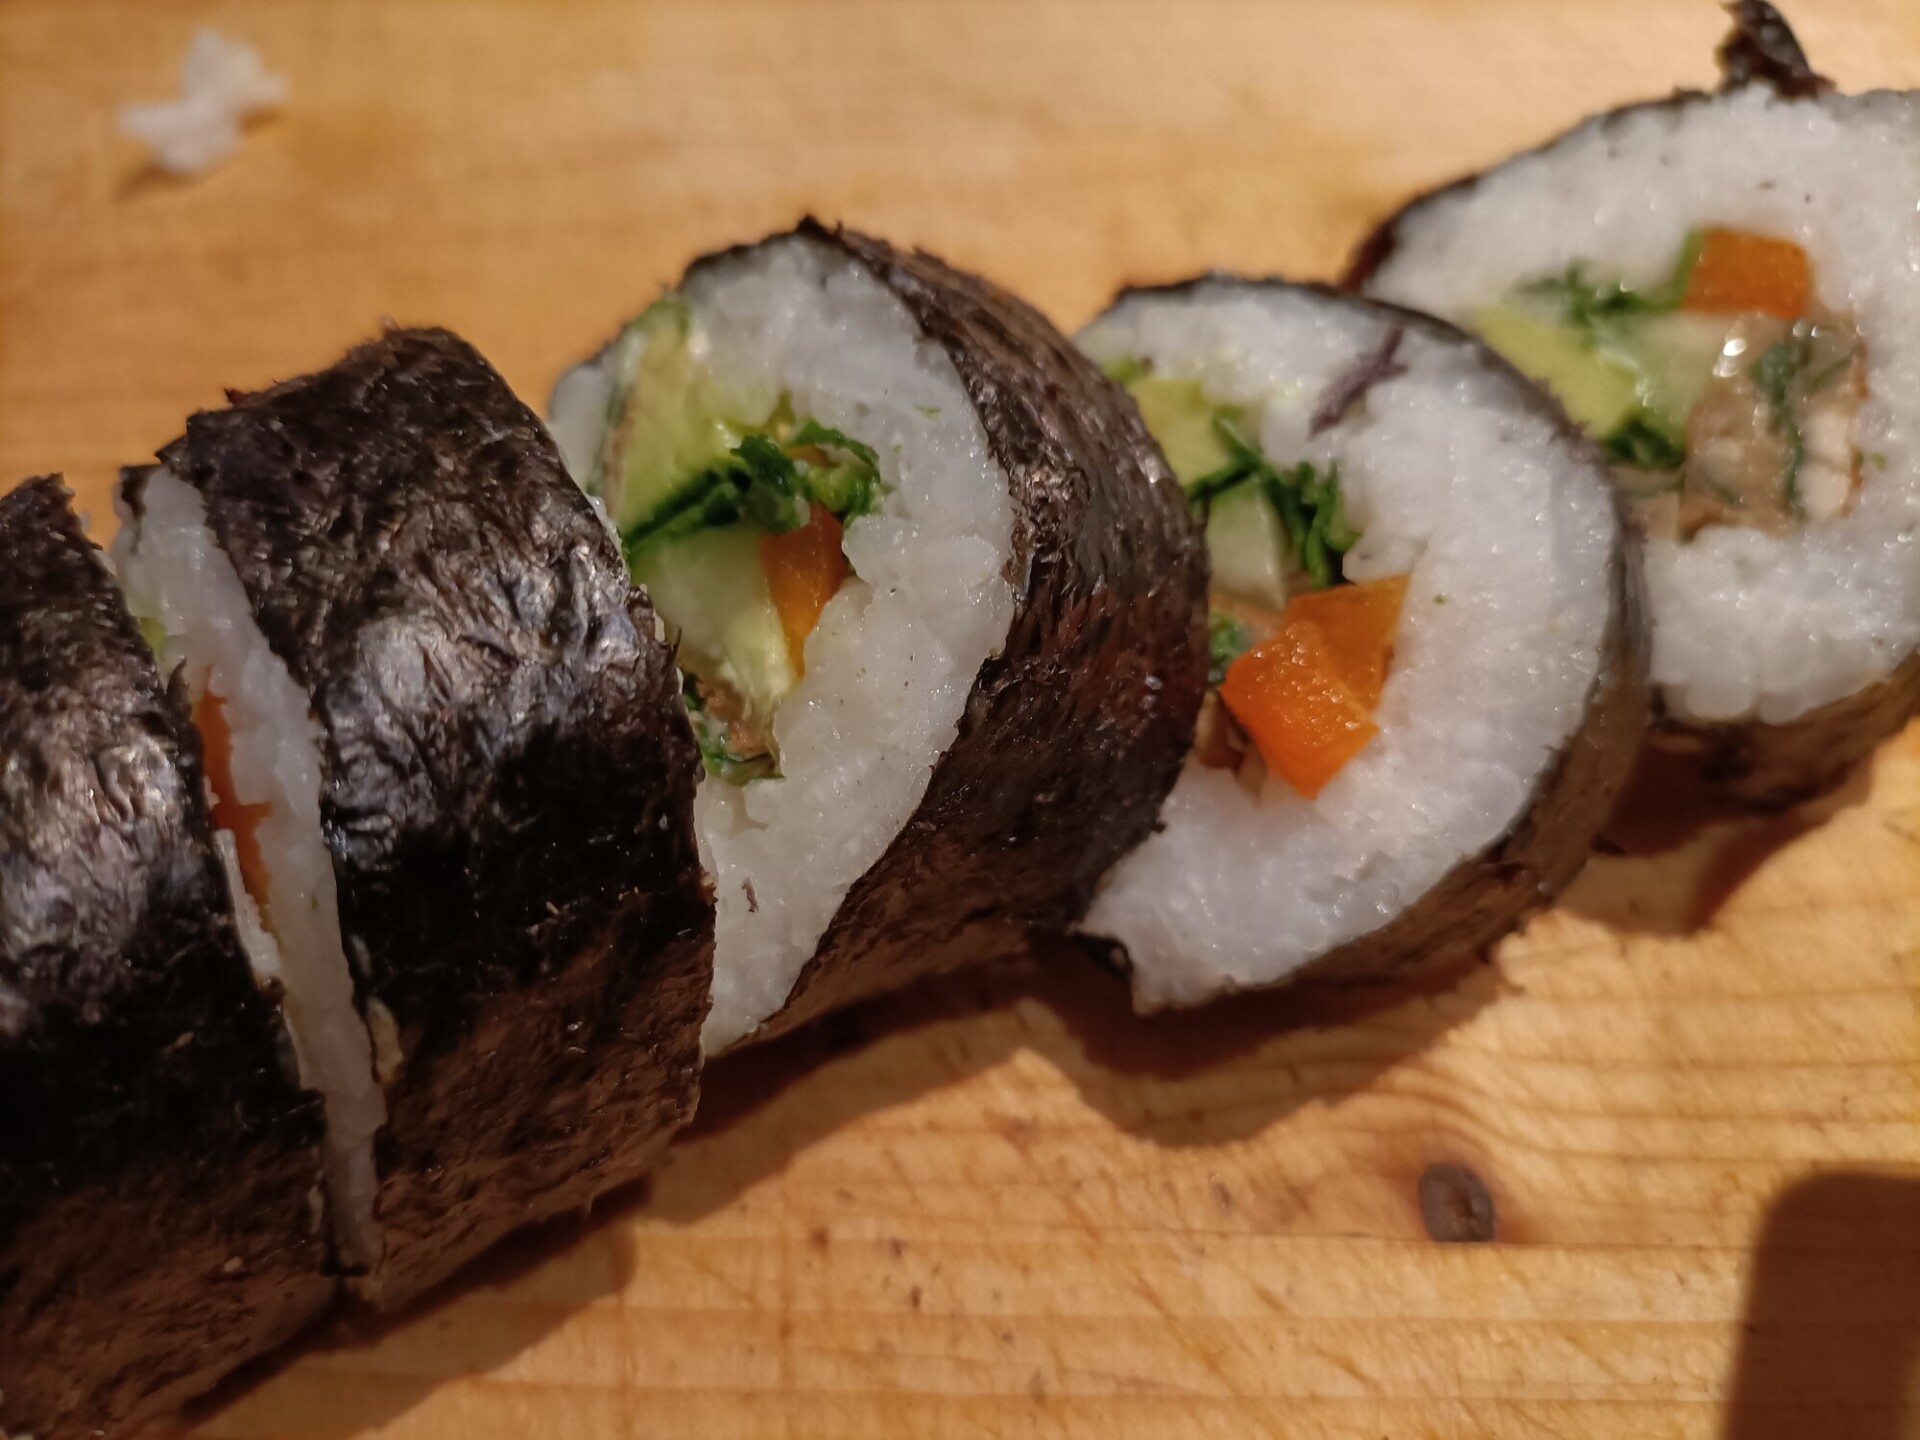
xmin=4 ymin=2 xmax=1919 ymax=1435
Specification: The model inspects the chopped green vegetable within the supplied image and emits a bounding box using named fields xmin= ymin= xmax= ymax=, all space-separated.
xmin=1206 ymin=483 xmax=1290 ymax=608
xmin=734 ymin=435 xmax=810 ymax=533
xmin=604 ymin=298 xmax=763 ymax=527
xmin=1525 ymin=230 xmax=1702 ymax=336
xmin=621 ymin=423 xmax=882 ymax=554
xmin=683 ymin=676 xmax=777 ymax=783
xmin=1116 ymin=369 xmax=1361 ymax=593
xmin=1184 ymin=414 xmax=1263 ymax=511
xmin=1207 ymin=611 xmax=1253 ymax=688
xmin=1753 ymin=330 xmax=1815 ymax=397
xmin=1194 ymin=415 xmax=1356 ymax=590
xmin=800 ymin=462 xmax=875 ymax=518
xmin=1475 ymin=305 xmax=1646 ymax=436
xmin=1603 ymin=415 xmax=1687 ymax=471
xmin=602 ymin=301 xmax=883 ymax=548
xmin=789 ymin=419 xmax=879 ymax=471
xmin=1129 ymin=375 xmax=1238 ymax=483
xmin=137 ymin=614 xmax=170 ymax=661
xmin=1480 ymin=233 xmax=1708 ymax=477
xmin=788 ymin=419 xmax=883 ymax=518
xmin=1295 ymin=460 xmax=1359 ymax=588
xmin=620 ymin=441 xmax=794 ymax=554
xmin=593 ymin=307 xmax=888 ymax=785
xmin=1101 ymin=354 xmax=1152 ymax=385
xmin=635 ymin=525 xmax=797 ymax=724
xmin=1751 ymin=325 xmax=1814 ymax=518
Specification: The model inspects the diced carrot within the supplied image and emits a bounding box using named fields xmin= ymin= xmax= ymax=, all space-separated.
xmin=1217 ymin=573 xmax=1408 ymax=798
xmin=760 ymin=507 xmax=848 ymax=673
xmin=1278 ymin=574 xmax=1409 ymax=708
xmin=1682 ymin=228 xmax=1811 ymax=320
xmin=1219 ymin=623 xmax=1377 ymax=800
xmin=194 ymin=689 xmax=274 ymax=908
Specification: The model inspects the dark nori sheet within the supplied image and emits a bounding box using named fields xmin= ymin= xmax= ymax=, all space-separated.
xmin=1088 ymin=282 xmax=1651 ymax=994
xmin=1345 ymin=5 xmax=1912 ymax=807
xmin=1718 ymin=0 xmax=1831 ymax=97
xmin=0 ymin=477 xmax=333 ymax=1439
xmin=1650 ymin=649 xmax=1920 ymax=809
xmin=127 ymin=330 xmax=714 ymax=1308
xmin=684 ymin=222 xmax=1210 ymax=1045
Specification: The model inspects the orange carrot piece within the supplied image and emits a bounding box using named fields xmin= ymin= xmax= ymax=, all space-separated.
xmin=1216 ymin=573 xmax=1408 ymax=798
xmin=195 ymin=690 xmax=274 ymax=908
xmin=1682 ymin=227 xmax=1811 ymax=320
xmin=760 ymin=507 xmax=848 ymax=673
xmin=1219 ymin=623 xmax=1377 ymax=800
xmin=1278 ymin=574 xmax=1409 ymax=708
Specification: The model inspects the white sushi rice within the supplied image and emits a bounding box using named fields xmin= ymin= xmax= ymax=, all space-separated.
xmin=556 ymin=237 xmax=1019 ymax=1052
xmin=118 ymin=28 xmax=286 ymax=177
xmin=1362 ymin=85 xmax=1920 ymax=726
xmin=113 ymin=470 xmax=385 ymax=1269
xmin=1078 ymin=284 xmax=1619 ymax=1007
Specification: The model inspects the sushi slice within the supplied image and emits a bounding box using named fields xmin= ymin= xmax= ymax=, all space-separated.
xmin=1353 ymin=1 xmax=1920 ymax=805
xmin=549 ymin=221 xmax=1207 ymax=1051
xmin=1 ymin=478 xmax=332 ymax=1438
xmin=113 ymin=330 xmax=713 ymax=1307
xmin=1077 ymin=282 xmax=1647 ymax=1007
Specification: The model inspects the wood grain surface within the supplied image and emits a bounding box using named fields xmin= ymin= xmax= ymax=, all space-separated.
xmin=3 ymin=2 xmax=1919 ymax=1436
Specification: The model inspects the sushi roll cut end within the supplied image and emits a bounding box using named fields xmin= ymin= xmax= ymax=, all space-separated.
xmin=115 ymin=329 xmax=712 ymax=1308
xmin=551 ymin=221 xmax=1207 ymax=1048
xmin=1354 ymin=3 xmax=1920 ymax=803
xmin=1079 ymin=283 xmax=1645 ymax=1007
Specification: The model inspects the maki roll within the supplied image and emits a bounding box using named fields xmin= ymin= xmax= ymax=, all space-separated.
xmin=549 ymin=221 xmax=1207 ymax=1051
xmin=1353 ymin=1 xmax=1920 ymax=805
xmin=1 ymin=479 xmax=331 ymax=1438
xmin=113 ymin=330 xmax=713 ymax=1307
xmin=1077 ymin=282 xmax=1646 ymax=1007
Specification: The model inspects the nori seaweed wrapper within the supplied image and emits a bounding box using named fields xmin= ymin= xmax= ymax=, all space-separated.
xmin=0 ymin=477 xmax=332 ymax=1439
xmin=691 ymin=222 xmax=1210 ymax=1044
xmin=1717 ymin=0 xmax=1831 ymax=98
xmin=123 ymin=330 xmax=714 ymax=1307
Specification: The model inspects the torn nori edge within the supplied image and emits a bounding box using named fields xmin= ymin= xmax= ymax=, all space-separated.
xmin=686 ymin=221 xmax=1209 ymax=1044
xmin=122 ymin=330 xmax=714 ymax=1308
xmin=0 ymin=477 xmax=333 ymax=1438
xmin=1717 ymin=0 xmax=1831 ymax=98
xmin=1309 ymin=324 xmax=1407 ymax=436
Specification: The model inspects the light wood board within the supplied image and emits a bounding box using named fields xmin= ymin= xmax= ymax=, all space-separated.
xmin=3 ymin=2 xmax=1918 ymax=1436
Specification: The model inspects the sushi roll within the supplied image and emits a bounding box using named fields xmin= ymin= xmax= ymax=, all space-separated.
xmin=549 ymin=221 xmax=1207 ymax=1051
xmin=1077 ymin=282 xmax=1647 ymax=1007
xmin=1 ymin=479 xmax=332 ymax=1438
xmin=113 ymin=330 xmax=713 ymax=1307
xmin=1353 ymin=1 xmax=1920 ymax=805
